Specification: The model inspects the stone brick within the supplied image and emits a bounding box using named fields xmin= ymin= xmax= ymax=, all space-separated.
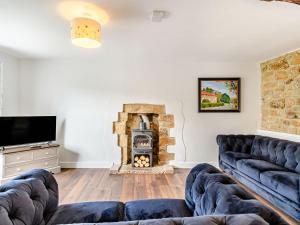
xmin=118 ymin=112 xmax=128 ymax=122
xmin=286 ymin=111 xmax=298 ymax=119
xmin=272 ymin=90 xmax=284 ymax=99
xmin=158 ymin=114 xmax=174 ymax=129
xmin=121 ymin=147 xmax=129 ymax=164
xmin=159 ymin=145 xmax=168 ymax=152
xmin=158 ymin=152 xmax=175 ymax=163
xmin=263 ymin=82 xmax=276 ymax=89
xmin=286 ymin=89 xmax=300 ymax=97
xmin=261 ymin=63 xmax=268 ymax=72
xmin=288 ymin=127 xmax=298 ymax=135
xmin=262 ymin=71 xmax=274 ymax=82
xmin=291 ymin=53 xmax=300 ymax=65
xmin=158 ymin=114 xmax=174 ymax=122
xmin=158 ymin=120 xmax=175 ymax=128
xmin=159 ymin=128 xmax=169 ymax=137
xmin=270 ymin=99 xmax=285 ymax=109
xmin=285 ymin=98 xmax=298 ymax=107
xmin=290 ymin=66 xmax=300 ymax=76
xmin=159 ymin=137 xmax=176 ymax=147
xmin=292 ymin=105 xmax=300 ymax=112
xmin=113 ymin=122 xmax=126 ymax=134
xmin=269 ymin=109 xmax=280 ymax=116
xmin=291 ymin=120 xmax=300 ymax=127
xmin=275 ymin=71 xmax=288 ymax=80
xmin=118 ymin=134 xmax=128 ymax=147
xmin=269 ymin=58 xmax=289 ymax=70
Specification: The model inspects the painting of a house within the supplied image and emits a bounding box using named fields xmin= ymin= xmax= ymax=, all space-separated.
xmin=201 ymin=91 xmax=217 ymax=103
xmin=198 ymin=78 xmax=240 ymax=112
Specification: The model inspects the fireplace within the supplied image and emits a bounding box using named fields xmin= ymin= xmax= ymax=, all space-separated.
xmin=112 ymin=104 xmax=176 ymax=174
xmin=132 ymin=129 xmax=153 ymax=168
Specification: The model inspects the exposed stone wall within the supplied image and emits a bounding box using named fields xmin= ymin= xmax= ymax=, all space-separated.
xmin=113 ymin=104 xmax=175 ymax=166
xmin=261 ymin=50 xmax=300 ymax=134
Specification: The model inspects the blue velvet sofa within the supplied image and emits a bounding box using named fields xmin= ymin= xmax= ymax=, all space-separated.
xmin=0 ymin=165 xmax=287 ymax=225
xmin=217 ymin=134 xmax=300 ymax=221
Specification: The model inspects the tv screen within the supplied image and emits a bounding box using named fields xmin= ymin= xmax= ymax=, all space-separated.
xmin=0 ymin=116 xmax=56 ymax=147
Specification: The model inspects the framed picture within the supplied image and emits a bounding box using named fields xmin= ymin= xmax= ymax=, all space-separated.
xmin=198 ymin=78 xmax=241 ymax=112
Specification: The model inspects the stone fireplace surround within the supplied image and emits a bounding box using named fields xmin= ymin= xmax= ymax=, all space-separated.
xmin=111 ymin=104 xmax=175 ymax=174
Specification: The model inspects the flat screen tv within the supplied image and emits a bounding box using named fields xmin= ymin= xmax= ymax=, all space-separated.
xmin=0 ymin=116 xmax=56 ymax=147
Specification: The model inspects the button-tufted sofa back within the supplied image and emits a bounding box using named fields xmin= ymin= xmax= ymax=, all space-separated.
xmin=217 ymin=135 xmax=255 ymax=154
xmin=251 ymin=136 xmax=300 ymax=173
xmin=185 ymin=163 xmax=288 ymax=225
xmin=0 ymin=169 xmax=58 ymax=225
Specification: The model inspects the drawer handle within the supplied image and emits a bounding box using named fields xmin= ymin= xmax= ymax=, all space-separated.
xmin=45 ymin=152 xmax=49 ymax=155
xmin=17 ymin=168 xmax=21 ymax=172
xmin=16 ymin=157 xmax=21 ymax=160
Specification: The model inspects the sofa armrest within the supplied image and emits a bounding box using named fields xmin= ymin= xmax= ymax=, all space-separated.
xmin=216 ymin=134 xmax=255 ymax=154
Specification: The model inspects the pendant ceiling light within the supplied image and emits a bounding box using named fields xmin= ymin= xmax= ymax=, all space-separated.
xmin=71 ymin=17 xmax=101 ymax=48
xmin=59 ymin=1 xmax=109 ymax=48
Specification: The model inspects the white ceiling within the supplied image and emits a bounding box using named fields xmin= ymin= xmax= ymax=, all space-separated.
xmin=0 ymin=0 xmax=299 ymax=62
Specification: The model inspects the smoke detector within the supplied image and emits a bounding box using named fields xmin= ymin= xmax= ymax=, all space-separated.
xmin=151 ymin=10 xmax=167 ymax=22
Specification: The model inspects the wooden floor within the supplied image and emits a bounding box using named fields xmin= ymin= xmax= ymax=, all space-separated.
xmin=54 ymin=168 xmax=297 ymax=225
xmin=54 ymin=168 xmax=189 ymax=203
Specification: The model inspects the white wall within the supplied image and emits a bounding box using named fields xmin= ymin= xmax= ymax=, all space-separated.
xmin=0 ymin=51 xmax=19 ymax=115
xmin=19 ymin=58 xmax=260 ymax=168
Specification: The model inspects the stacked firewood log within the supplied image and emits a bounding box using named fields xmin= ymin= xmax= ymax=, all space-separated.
xmin=133 ymin=155 xmax=150 ymax=168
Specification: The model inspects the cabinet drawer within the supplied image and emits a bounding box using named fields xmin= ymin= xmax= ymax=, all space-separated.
xmin=34 ymin=148 xmax=58 ymax=160
xmin=36 ymin=158 xmax=59 ymax=168
xmin=5 ymin=151 xmax=33 ymax=165
xmin=4 ymin=158 xmax=59 ymax=177
xmin=5 ymin=163 xmax=34 ymax=177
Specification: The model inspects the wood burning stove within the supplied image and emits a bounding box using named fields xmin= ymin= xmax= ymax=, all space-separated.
xmin=132 ymin=129 xmax=153 ymax=168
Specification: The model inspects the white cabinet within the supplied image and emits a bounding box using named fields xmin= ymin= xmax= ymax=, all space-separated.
xmin=0 ymin=145 xmax=61 ymax=184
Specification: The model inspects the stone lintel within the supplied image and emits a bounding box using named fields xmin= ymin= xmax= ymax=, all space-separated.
xmin=123 ymin=104 xmax=166 ymax=114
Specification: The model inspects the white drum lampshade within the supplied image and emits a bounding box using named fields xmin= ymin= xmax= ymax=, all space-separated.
xmin=71 ymin=17 xmax=101 ymax=48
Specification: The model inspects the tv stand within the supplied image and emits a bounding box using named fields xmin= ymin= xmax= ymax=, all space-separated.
xmin=0 ymin=144 xmax=61 ymax=184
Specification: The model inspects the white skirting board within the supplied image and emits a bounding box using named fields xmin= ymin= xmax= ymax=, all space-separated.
xmin=60 ymin=161 xmax=113 ymax=168
xmin=256 ymin=130 xmax=300 ymax=142
xmin=60 ymin=161 xmax=218 ymax=169
xmin=170 ymin=161 xmax=219 ymax=169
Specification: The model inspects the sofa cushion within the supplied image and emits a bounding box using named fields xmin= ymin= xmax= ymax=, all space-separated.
xmin=58 ymin=214 xmax=269 ymax=225
xmin=220 ymin=151 xmax=253 ymax=168
xmin=251 ymin=136 xmax=300 ymax=173
xmin=260 ymin=171 xmax=300 ymax=204
xmin=46 ymin=201 xmax=124 ymax=225
xmin=124 ymin=199 xmax=192 ymax=221
xmin=236 ymin=159 xmax=287 ymax=181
